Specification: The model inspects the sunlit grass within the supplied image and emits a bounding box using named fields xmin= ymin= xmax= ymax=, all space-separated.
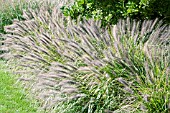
xmin=0 ymin=61 xmax=38 ymax=112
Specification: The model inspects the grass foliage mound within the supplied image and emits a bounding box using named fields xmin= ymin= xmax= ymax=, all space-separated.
xmin=1 ymin=2 xmax=170 ymax=112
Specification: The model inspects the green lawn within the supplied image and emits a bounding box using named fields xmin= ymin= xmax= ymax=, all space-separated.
xmin=0 ymin=61 xmax=38 ymax=113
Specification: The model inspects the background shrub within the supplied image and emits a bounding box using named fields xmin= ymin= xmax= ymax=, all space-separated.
xmin=61 ymin=0 xmax=170 ymax=26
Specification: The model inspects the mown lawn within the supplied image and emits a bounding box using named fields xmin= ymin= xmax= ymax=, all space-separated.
xmin=0 ymin=61 xmax=38 ymax=113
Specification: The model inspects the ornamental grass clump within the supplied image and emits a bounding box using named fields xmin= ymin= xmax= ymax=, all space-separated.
xmin=0 ymin=2 xmax=78 ymax=109
xmin=1 ymin=3 xmax=170 ymax=112
xmin=53 ymin=18 xmax=170 ymax=112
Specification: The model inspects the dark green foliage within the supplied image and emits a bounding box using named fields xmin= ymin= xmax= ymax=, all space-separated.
xmin=0 ymin=4 xmax=23 ymax=33
xmin=61 ymin=0 xmax=170 ymax=26
xmin=0 ymin=1 xmax=39 ymax=33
